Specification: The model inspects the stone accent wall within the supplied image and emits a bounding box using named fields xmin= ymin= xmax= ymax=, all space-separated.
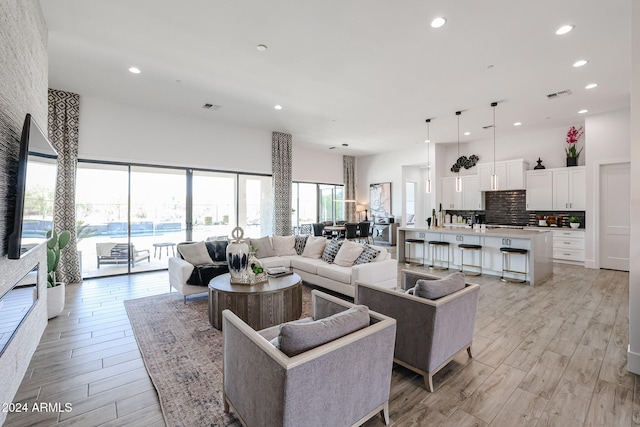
xmin=0 ymin=0 xmax=48 ymax=422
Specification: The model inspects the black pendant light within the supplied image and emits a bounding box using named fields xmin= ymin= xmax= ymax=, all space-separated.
xmin=491 ymin=102 xmax=498 ymax=190
xmin=425 ymin=118 xmax=432 ymax=193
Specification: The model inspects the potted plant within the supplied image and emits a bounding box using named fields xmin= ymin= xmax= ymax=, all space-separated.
xmin=565 ymin=125 xmax=584 ymax=167
xmin=46 ymin=229 xmax=71 ymax=319
xmin=568 ymin=216 xmax=581 ymax=229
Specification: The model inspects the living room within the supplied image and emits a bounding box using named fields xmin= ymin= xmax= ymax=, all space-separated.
xmin=1 ymin=1 xmax=639 ymax=426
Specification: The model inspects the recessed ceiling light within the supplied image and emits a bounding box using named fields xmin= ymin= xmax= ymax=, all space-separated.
xmin=573 ymin=59 xmax=588 ymax=68
xmin=128 ymin=67 xmax=141 ymax=74
xmin=424 ymin=139 xmax=430 ymax=143
xmin=513 ymin=122 xmax=522 ymax=126
xmin=585 ymin=83 xmax=598 ymax=89
xmin=256 ymin=44 xmax=268 ymax=51
xmin=431 ymin=17 xmax=446 ymax=28
xmin=274 ymin=105 xmax=283 ymax=110
xmin=578 ymin=109 xmax=588 ymax=114
xmin=556 ymin=25 xmax=574 ymax=35
xmin=464 ymin=131 xmax=470 ymax=136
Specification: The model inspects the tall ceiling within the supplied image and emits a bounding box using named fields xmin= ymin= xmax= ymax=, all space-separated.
xmin=40 ymin=0 xmax=630 ymax=156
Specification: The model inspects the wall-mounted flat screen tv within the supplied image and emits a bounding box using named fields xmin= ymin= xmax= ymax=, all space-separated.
xmin=7 ymin=114 xmax=58 ymax=259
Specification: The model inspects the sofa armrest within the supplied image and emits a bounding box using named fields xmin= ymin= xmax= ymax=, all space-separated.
xmin=168 ymin=256 xmax=194 ymax=289
xmin=351 ymin=258 xmax=398 ymax=287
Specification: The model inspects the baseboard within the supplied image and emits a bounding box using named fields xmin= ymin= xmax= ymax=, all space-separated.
xmin=627 ymin=346 xmax=640 ymax=374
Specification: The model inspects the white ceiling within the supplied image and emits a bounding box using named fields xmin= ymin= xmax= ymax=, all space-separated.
xmin=40 ymin=0 xmax=630 ymax=157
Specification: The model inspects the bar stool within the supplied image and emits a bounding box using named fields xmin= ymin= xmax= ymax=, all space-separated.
xmin=459 ymin=244 xmax=482 ymax=276
xmin=428 ymin=241 xmax=450 ymax=270
xmin=405 ymin=238 xmax=425 ymax=266
xmin=500 ymin=247 xmax=528 ymax=283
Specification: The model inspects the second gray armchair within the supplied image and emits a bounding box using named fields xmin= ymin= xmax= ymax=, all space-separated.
xmin=356 ymin=270 xmax=480 ymax=392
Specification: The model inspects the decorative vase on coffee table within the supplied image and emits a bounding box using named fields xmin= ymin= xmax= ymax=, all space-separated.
xmin=226 ymin=227 xmax=249 ymax=283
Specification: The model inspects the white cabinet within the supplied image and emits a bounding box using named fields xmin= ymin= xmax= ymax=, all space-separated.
xmin=442 ymin=176 xmax=482 ymax=210
xmin=552 ymin=167 xmax=586 ymax=210
xmin=525 ymin=170 xmax=553 ymax=210
xmin=478 ymin=159 xmax=528 ymax=191
xmin=441 ymin=177 xmax=462 ymax=210
xmin=552 ymin=229 xmax=584 ymax=263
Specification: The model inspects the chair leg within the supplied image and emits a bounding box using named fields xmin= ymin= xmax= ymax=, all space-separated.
xmin=183 ymin=295 xmax=187 ymax=304
xmin=380 ymin=401 xmax=390 ymax=425
xmin=467 ymin=346 xmax=473 ymax=358
xmin=223 ymin=394 xmax=229 ymax=413
xmin=425 ymin=374 xmax=434 ymax=392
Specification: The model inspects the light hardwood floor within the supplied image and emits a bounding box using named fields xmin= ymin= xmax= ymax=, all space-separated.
xmin=4 ymin=263 xmax=637 ymax=426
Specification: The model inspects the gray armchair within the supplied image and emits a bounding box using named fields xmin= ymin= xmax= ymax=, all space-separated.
xmin=355 ymin=270 xmax=480 ymax=392
xmin=222 ymin=290 xmax=397 ymax=427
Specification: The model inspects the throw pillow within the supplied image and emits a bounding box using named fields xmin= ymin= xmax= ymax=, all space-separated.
xmin=278 ymin=305 xmax=370 ymax=357
xmin=204 ymin=240 xmax=228 ymax=261
xmin=294 ymin=235 xmax=308 ymax=255
xmin=248 ymin=236 xmax=276 ymax=259
xmin=353 ymin=244 xmax=381 ymax=265
xmin=321 ymin=239 xmax=344 ymax=264
xmin=272 ymin=235 xmax=297 ymax=256
xmin=333 ymin=240 xmax=365 ymax=267
xmin=302 ymin=236 xmax=327 ymax=259
xmin=177 ymin=241 xmax=213 ymax=265
xmin=414 ymin=272 xmax=466 ymax=300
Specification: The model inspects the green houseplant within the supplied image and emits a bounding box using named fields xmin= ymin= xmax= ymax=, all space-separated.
xmin=47 ymin=229 xmax=71 ymax=288
xmin=568 ymin=216 xmax=581 ymax=229
xmin=46 ymin=230 xmax=70 ymax=319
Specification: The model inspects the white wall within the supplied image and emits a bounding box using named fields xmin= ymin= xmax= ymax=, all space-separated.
xmin=78 ymin=96 xmax=344 ymax=182
xmin=628 ymin=1 xmax=640 ymax=375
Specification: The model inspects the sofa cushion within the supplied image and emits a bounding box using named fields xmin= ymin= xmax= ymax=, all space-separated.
xmin=353 ymin=244 xmax=381 ymax=265
xmin=204 ymin=240 xmax=228 ymax=262
xmin=414 ymin=272 xmax=466 ymax=300
xmin=290 ymin=257 xmax=325 ymax=274
xmin=294 ymin=235 xmax=308 ymax=255
xmin=302 ymin=236 xmax=327 ymax=259
xmin=249 ymin=236 xmax=276 ymax=259
xmin=272 ymin=235 xmax=297 ymax=256
xmin=333 ymin=240 xmax=364 ymax=267
xmin=316 ymin=264 xmax=352 ymax=284
xmin=177 ymin=241 xmax=213 ymax=265
xmin=277 ymin=305 xmax=370 ymax=357
xmin=259 ymin=256 xmax=292 ymax=268
xmin=321 ymin=239 xmax=344 ymax=264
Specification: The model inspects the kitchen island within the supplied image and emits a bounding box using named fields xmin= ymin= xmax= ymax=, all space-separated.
xmin=397 ymin=226 xmax=553 ymax=285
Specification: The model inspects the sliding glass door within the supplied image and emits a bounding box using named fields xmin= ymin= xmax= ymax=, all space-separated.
xmin=191 ymin=171 xmax=236 ymax=241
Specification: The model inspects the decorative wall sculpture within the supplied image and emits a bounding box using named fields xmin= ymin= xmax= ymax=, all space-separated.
xmin=450 ymin=154 xmax=480 ymax=173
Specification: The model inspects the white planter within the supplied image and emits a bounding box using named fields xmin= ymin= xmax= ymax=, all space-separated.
xmin=570 ymin=223 xmax=580 ymax=229
xmin=47 ymin=282 xmax=65 ymax=319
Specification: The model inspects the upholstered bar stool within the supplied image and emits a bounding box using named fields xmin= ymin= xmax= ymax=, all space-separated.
xmin=459 ymin=244 xmax=482 ymax=276
xmin=405 ymin=238 xmax=425 ymax=266
xmin=428 ymin=241 xmax=450 ymax=270
xmin=500 ymin=247 xmax=528 ymax=283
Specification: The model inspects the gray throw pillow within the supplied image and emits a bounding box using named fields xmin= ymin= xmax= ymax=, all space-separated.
xmin=414 ymin=272 xmax=466 ymax=300
xmin=353 ymin=244 xmax=381 ymax=265
xmin=321 ymin=239 xmax=344 ymax=264
xmin=249 ymin=236 xmax=276 ymax=259
xmin=277 ymin=305 xmax=370 ymax=357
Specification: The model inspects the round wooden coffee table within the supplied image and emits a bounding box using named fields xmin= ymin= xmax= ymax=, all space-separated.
xmin=208 ymin=272 xmax=303 ymax=330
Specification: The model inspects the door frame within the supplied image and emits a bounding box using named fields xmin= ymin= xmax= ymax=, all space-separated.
xmin=591 ymin=158 xmax=630 ymax=269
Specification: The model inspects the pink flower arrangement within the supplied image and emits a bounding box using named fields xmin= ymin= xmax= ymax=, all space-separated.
xmin=565 ymin=125 xmax=584 ymax=158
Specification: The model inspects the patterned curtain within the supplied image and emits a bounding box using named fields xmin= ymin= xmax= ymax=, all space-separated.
xmin=343 ymin=155 xmax=356 ymax=222
xmin=48 ymin=89 xmax=81 ymax=284
xmin=272 ymin=132 xmax=292 ymax=236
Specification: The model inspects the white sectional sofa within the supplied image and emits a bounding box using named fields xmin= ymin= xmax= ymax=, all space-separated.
xmin=168 ymin=236 xmax=397 ymax=301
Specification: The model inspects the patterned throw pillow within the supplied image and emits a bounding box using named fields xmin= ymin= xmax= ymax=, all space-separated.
xmin=321 ymin=239 xmax=344 ymax=264
xmin=294 ymin=235 xmax=308 ymax=255
xmin=354 ymin=244 xmax=381 ymax=265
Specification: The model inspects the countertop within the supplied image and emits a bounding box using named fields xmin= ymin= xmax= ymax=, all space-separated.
xmin=399 ymin=225 xmax=551 ymax=238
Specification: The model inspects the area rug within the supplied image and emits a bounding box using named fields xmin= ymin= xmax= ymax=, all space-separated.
xmin=124 ymin=286 xmax=313 ymax=427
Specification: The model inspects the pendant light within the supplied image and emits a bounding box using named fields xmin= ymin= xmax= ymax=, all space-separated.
xmin=490 ymin=102 xmax=499 ymax=190
xmin=455 ymin=111 xmax=462 ymax=192
xmin=425 ymin=118 xmax=432 ymax=193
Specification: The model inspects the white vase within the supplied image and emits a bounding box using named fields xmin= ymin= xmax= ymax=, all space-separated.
xmin=47 ymin=282 xmax=65 ymax=319
xmin=226 ymin=227 xmax=249 ymax=282
xmin=570 ymin=223 xmax=580 ymax=229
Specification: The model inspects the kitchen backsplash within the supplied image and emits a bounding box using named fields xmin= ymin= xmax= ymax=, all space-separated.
xmin=484 ymin=190 xmax=529 ymax=225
